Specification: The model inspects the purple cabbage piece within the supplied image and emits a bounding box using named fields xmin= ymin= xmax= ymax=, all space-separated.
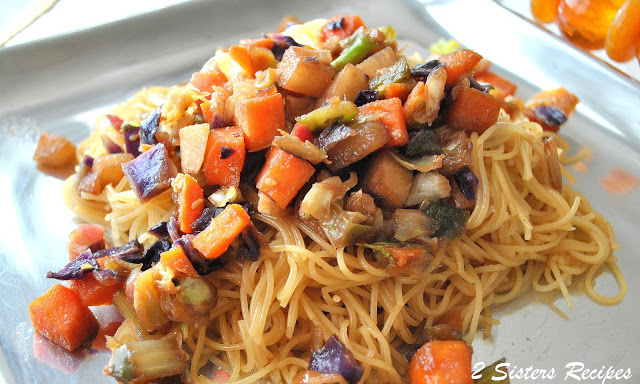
xmin=82 ymin=155 xmax=95 ymax=168
xmin=167 ymin=216 xmax=182 ymax=242
xmin=469 ymin=77 xmax=490 ymax=93
xmin=268 ymin=34 xmax=302 ymax=60
xmin=46 ymin=250 xmax=98 ymax=280
xmin=174 ymin=236 xmax=227 ymax=275
xmin=326 ymin=17 xmax=345 ymax=31
xmin=210 ymin=114 xmax=225 ymax=129
xmin=121 ymin=143 xmax=177 ymax=203
xmin=46 ymin=240 xmax=142 ymax=281
xmin=148 ymin=221 xmax=169 ymax=239
xmin=94 ymin=239 xmax=144 ymax=262
xmin=123 ymin=125 xmax=142 ymax=157
xmin=354 ymin=90 xmax=379 ymax=107
xmin=411 ymin=60 xmax=444 ymax=79
xmin=139 ymin=107 xmax=161 ymax=145
xmin=191 ymin=207 xmax=225 ymax=233
xmin=140 ymin=239 xmax=171 ymax=270
xmin=101 ymin=135 xmax=124 ymax=154
xmin=533 ymin=105 xmax=568 ymax=127
xmin=237 ymin=226 xmax=261 ymax=262
xmin=454 ymin=166 xmax=479 ymax=202
xmin=313 ymin=124 xmax=353 ymax=152
xmin=308 ymin=335 xmax=364 ymax=384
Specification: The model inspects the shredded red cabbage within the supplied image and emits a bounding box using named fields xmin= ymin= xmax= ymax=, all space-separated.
xmin=148 ymin=221 xmax=169 ymax=239
xmin=453 ymin=165 xmax=479 ymax=202
xmin=268 ymin=34 xmax=302 ymax=61
xmin=411 ymin=60 xmax=444 ymax=79
xmin=122 ymin=143 xmax=177 ymax=203
xmin=354 ymin=90 xmax=379 ymax=107
xmin=101 ymin=135 xmax=124 ymax=154
xmin=313 ymin=123 xmax=353 ymax=152
xmin=533 ymin=105 xmax=568 ymax=127
xmin=46 ymin=240 xmax=142 ymax=281
xmin=139 ymin=107 xmax=161 ymax=145
xmin=122 ymin=124 xmax=141 ymax=157
xmin=308 ymin=335 xmax=364 ymax=384
xmin=46 ymin=250 xmax=98 ymax=280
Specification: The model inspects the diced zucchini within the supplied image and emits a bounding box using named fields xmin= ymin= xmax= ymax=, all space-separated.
xmin=369 ymin=57 xmax=411 ymax=91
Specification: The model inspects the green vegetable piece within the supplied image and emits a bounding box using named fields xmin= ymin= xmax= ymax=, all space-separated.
xmin=179 ymin=277 xmax=214 ymax=311
xmin=295 ymin=101 xmax=359 ymax=133
xmin=107 ymin=345 xmax=135 ymax=381
xmin=378 ymin=25 xmax=396 ymax=42
xmin=475 ymin=358 xmax=509 ymax=384
xmin=402 ymin=129 xmax=443 ymax=158
xmin=369 ymin=57 xmax=411 ymax=91
xmin=105 ymin=337 xmax=188 ymax=382
xmin=424 ymin=201 xmax=469 ymax=240
xmin=331 ymin=33 xmax=378 ymax=71
xmin=363 ymin=242 xmax=398 ymax=264
xmin=320 ymin=205 xmax=373 ymax=248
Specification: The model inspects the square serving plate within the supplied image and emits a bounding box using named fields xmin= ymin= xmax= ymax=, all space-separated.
xmin=0 ymin=0 xmax=638 ymax=382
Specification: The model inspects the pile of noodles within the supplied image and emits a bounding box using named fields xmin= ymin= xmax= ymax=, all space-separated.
xmin=63 ymin=88 xmax=626 ymax=384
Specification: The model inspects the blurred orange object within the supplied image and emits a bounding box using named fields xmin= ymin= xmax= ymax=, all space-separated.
xmin=531 ymin=0 xmax=561 ymax=23
xmin=637 ymin=39 xmax=640 ymax=64
xmin=557 ymin=0 xmax=621 ymax=49
xmin=606 ymin=0 xmax=640 ymax=62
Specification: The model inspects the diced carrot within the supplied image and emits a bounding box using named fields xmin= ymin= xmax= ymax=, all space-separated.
xmin=256 ymin=147 xmax=316 ymax=209
xmin=202 ymin=126 xmax=246 ymax=187
xmin=33 ymin=132 xmax=76 ymax=167
xmin=525 ymin=88 xmax=579 ymax=116
xmin=228 ymin=45 xmax=255 ymax=78
xmin=189 ymin=68 xmax=227 ymax=93
xmin=160 ymin=246 xmax=198 ymax=276
xmin=172 ymin=173 xmax=205 ymax=233
xmin=67 ymin=223 xmax=105 ymax=260
xmin=358 ymin=98 xmax=409 ymax=147
xmin=29 ymin=284 xmax=99 ymax=351
xmin=319 ymin=15 xmax=366 ymax=42
xmin=385 ymin=247 xmax=425 ymax=268
xmin=192 ymin=204 xmax=251 ymax=259
xmin=68 ymin=273 xmax=124 ymax=306
xmin=385 ymin=82 xmax=414 ymax=103
xmin=179 ymin=123 xmax=210 ymax=174
xmin=439 ymin=49 xmax=483 ymax=86
xmin=234 ymin=93 xmax=286 ymax=151
xmin=211 ymin=368 xmax=232 ymax=382
xmin=408 ymin=340 xmax=473 ymax=384
xmin=447 ymin=87 xmax=502 ymax=133
xmin=474 ymin=71 xmax=517 ymax=98
xmin=439 ymin=308 xmax=463 ymax=331
xmin=239 ymin=37 xmax=274 ymax=50
xmin=291 ymin=123 xmax=313 ymax=142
